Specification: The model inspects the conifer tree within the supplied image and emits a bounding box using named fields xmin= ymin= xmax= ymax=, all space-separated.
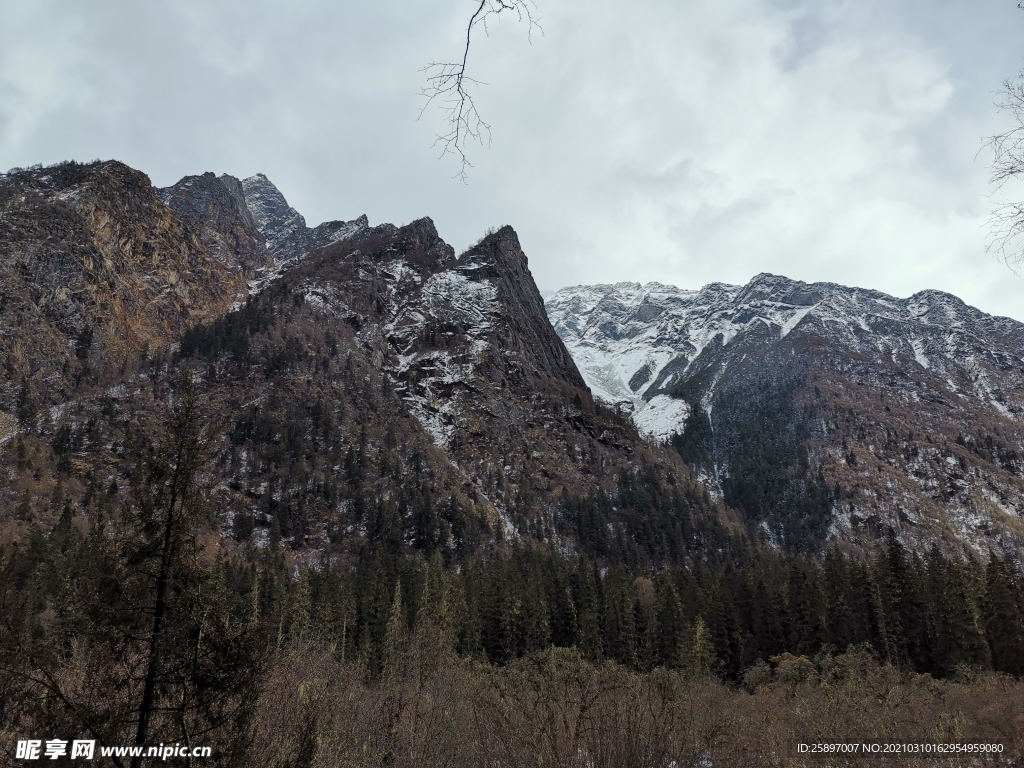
xmin=823 ymin=548 xmax=857 ymax=651
xmin=787 ymin=560 xmax=827 ymax=657
xmin=573 ymin=560 xmax=603 ymax=662
xmin=982 ymin=553 xmax=1024 ymax=676
xmin=687 ymin=617 xmax=717 ymax=677
xmin=121 ymin=373 xmax=259 ymax=764
xmin=655 ymin=573 xmax=686 ymax=668
xmin=1 ymin=373 xmax=262 ymax=766
xmin=548 ymin=565 xmax=580 ymax=649
xmin=385 ymin=580 xmax=409 ymax=671
xmin=926 ymin=547 xmax=990 ymax=675
xmin=875 ymin=537 xmax=930 ymax=669
xmin=602 ymin=564 xmax=637 ymax=666
xmin=633 ymin=576 xmax=658 ymax=672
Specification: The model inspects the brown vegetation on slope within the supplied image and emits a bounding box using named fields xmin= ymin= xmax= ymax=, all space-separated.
xmin=0 ymin=161 xmax=251 ymax=412
xmin=251 ymin=632 xmax=1023 ymax=767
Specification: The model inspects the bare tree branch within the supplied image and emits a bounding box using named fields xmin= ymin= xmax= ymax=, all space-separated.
xmin=420 ymin=0 xmax=541 ymax=182
xmin=984 ymin=78 xmax=1024 ymax=271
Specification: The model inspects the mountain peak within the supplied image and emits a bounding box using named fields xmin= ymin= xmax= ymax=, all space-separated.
xmin=490 ymin=224 xmax=520 ymax=246
xmin=460 ymin=225 xmax=530 ymax=273
xmin=237 ymin=173 xmax=306 ymax=253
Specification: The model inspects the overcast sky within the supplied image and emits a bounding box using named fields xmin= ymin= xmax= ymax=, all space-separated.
xmin=2 ymin=0 xmax=1024 ymax=321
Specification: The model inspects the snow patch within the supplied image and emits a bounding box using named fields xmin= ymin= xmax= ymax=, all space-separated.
xmin=421 ymin=270 xmax=498 ymax=329
xmin=632 ymin=395 xmax=692 ymax=442
xmin=911 ymin=339 xmax=929 ymax=369
xmin=781 ymin=303 xmax=817 ymax=338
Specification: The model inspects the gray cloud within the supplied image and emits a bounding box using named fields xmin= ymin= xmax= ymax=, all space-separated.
xmin=1 ymin=0 xmax=1022 ymax=320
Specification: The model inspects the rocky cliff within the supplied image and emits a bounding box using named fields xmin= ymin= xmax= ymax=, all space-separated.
xmin=0 ymin=161 xmax=246 ymax=414
xmin=7 ymin=157 xmax=1017 ymax=559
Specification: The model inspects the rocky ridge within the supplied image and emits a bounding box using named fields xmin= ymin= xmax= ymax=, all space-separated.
xmin=0 ymin=161 xmax=372 ymax=417
xmin=0 ymin=160 xmax=705 ymax=562
xmin=5 ymin=157 xmax=1019 ymax=557
xmin=275 ymin=219 xmax=676 ymax=530
xmin=228 ymin=173 xmax=369 ymax=263
xmin=546 ymin=276 xmax=1024 ymax=552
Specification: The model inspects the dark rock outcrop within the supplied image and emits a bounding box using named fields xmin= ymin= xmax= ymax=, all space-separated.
xmin=157 ymin=172 xmax=269 ymax=274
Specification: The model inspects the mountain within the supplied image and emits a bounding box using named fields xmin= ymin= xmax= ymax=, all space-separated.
xmin=155 ymin=171 xmax=269 ymax=275
xmin=226 ymin=172 xmax=369 ymax=263
xmin=178 ymin=217 xmax=705 ymax=557
xmin=6 ymin=157 xmax=1019 ymax=559
xmin=157 ymin=171 xmax=369 ymax=278
xmin=0 ymin=160 xmax=713 ymax=565
xmin=546 ymin=276 xmax=1024 ymax=553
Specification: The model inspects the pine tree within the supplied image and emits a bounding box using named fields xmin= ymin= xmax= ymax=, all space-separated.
xmin=121 ymin=374 xmax=259 ymax=764
xmin=547 ymin=559 xmax=580 ymax=649
xmin=602 ymin=564 xmax=636 ymax=666
xmin=655 ymin=573 xmax=686 ymax=668
xmin=982 ymin=553 xmax=1024 ymax=676
xmin=633 ymin=576 xmax=658 ymax=671
xmin=703 ymin=576 xmax=742 ymax=679
xmin=384 ymin=580 xmax=409 ymax=672
xmin=1 ymin=374 xmax=263 ymax=766
xmin=874 ymin=537 xmax=930 ymax=670
xmin=573 ymin=560 xmax=603 ymax=662
xmin=287 ymin=569 xmax=313 ymax=644
xmin=926 ymin=547 xmax=991 ymax=676
xmin=823 ymin=548 xmax=857 ymax=651
xmin=522 ymin=568 xmax=552 ymax=654
xmin=787 ymin=560 xmax=827 ymax=657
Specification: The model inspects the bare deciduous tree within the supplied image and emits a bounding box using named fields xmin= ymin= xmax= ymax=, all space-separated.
xmin=420 ymin=1 xmax=541 ymax=182
xmin=986 ymin=77 xmax=1024 ymax=270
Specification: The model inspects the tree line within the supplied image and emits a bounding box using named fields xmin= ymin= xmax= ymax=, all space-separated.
xmin=3 ymin=372 xmax=1024 ymax=763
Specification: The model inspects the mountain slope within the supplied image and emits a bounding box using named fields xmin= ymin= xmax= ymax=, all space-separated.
xmin=546 ymin=276 xmax=1024 ymax=553
xmin=245 ymin=219 xmax=696 ymax=545
xmin=0 ymin=160 xmax=251 ymax=414
xmin=227 ymin=172 xmax=369 ymax=263
xmin=156 ymin=171 xmax=269 ymax=275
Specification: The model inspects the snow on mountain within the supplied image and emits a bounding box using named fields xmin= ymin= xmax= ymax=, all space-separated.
xmin=547 ymin=274 xmax=1024 ymax=553
xmin=546 ymin=274 xmax=1024 ymax=440
xmin=267 ymin=219 xmax=657 ymax=529
xmin=238 ymin=173 xmax=308 ymax=255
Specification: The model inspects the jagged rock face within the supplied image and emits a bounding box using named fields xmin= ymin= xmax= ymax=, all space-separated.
xmin=0 ymin=162 xmax=367 ymax=422
xmin=237 ymin=173 xmax=308 ymax=257
xmin=279 ymin=220 xmax=674 ymax=518
xmin=546 ymin=276 xmax=1024 ymax=553
xmin=0 ymin=161 xmax=246 ymax=411
xmin=462 ymin=228 xmax=587 ymax=389
xmin=230 ymin=173 xmax=368 ymax=263
xmin=157 ymin=172 xmax=269 ymax=275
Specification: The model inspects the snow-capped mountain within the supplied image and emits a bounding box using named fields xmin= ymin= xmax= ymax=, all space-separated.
xmin=547 ymin=276 xmax=1024 ymax=552
xmin=546 ymin=276 xmax=1024 ymax=438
